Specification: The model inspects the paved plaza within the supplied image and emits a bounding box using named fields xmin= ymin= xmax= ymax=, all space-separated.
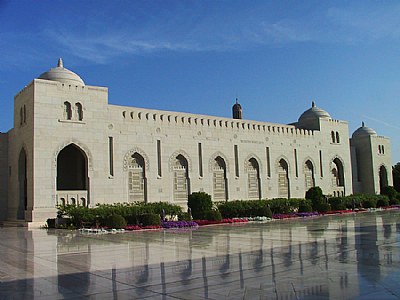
xmin=1 ymin=210 xmax=400 ymax=299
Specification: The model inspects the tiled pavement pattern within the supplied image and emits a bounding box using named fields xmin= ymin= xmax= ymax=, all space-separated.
xmin=1 ymin=210 xmax=400 ymax=299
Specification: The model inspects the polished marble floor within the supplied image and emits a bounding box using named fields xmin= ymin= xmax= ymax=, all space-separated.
xmin=1 ymin=210 xmax=400 ymax=299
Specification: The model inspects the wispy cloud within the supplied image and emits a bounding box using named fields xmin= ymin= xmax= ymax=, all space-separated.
xmin=363 ymin=115 xmax=400 ymax=131
xmin=5 ymin=2 xmax=400 ymax=66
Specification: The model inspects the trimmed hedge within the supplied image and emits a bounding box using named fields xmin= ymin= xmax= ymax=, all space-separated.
xmin=187 ymin=192 xmax=213 ymax=220
xmin=138 ymin=213 xmax=161 ymax=226
xmin=105 ymin=214 xmax=127 ymax=229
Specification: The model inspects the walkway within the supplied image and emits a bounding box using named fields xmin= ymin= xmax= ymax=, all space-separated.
xmin=0 ymin=210 xmax=400 ymax=299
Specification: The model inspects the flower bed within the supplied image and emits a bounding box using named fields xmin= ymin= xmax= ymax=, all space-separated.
xmin=194 ymin=218 xmax=248 ymax=226
xmin=124 ymin=225 xmax=162 ymax=231
xmin=161 ymin=220 xmax=199 ymax=229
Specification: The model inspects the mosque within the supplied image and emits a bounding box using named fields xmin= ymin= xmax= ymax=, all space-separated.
xmin=0 ymin=59 xmax=393 ymax=226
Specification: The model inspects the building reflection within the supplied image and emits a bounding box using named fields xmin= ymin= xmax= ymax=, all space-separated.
xmin=18 ymin=210 xmax=397 ymax=299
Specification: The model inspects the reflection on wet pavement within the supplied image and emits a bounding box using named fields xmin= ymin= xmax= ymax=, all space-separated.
xmin=1 ymin=210 xmax=400 ymax=299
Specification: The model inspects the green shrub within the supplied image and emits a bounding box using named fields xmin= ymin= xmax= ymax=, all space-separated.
xmin=361 ymin=198 xmax=376 ymax=208
xmin=305 ymin=187 xmax=324 ymax=211
xmin=143 ymin=202 xmax=182 ymax=216
xmin=316 ymin=202 xmax=331 ymax=213
xmin=188 ymin=192 xmax=213 ymax=220
xmin=204 ymin=210 xmax=222 ymax=221
xmin=381 ymin=186 xmax=397 ymax=201
xmin=390 ymin=196 xmax=400 ymax=205
xmin=105 ymin=214 xmax=127 ymax=229
xmin=298 ymin=200 xmax=313 ymax=212
xmin=328 ymin=197 xmax=346 ymax=210
xmin=377 ymin=197 xmax=390 ymax=207
xmin=263 ymin=205 xmax=273 ymax=218
xmin=139 ymin=213 xmax=161 ymax=226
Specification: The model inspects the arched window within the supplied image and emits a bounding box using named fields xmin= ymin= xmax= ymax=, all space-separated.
xmin=75 ymin=103 xmax=83 ymax=121
xmin=304 ymin=160 xmax=315 ymax=190
xmin=64 ymin=102 xmax=72 ymax=120
xmin=379 ymin=165 xmax=388 ymax=192
xmin=331 ymin=158 xmax=344 ymax=187
xmin=331 ymin=131 xmax=335 ymax=143
xmin=382 ymin=145 xmax=385 ymax=154
xmin=213 ymin=157 xmax=228 ymax=201
xmin=248 ymin=158 xmax=261 ymax=199
xmin=278 ymin=159 xmax=289 ymax=198
xmin=336 ymin=131 xmax=340 ymax=143
xmin=173 ymin=155 xmax=189 ymax=203
xmin=127 ymin=153 xmax=146 ymax=202
xmin=378 ymin=145 xmax=382 ymax=154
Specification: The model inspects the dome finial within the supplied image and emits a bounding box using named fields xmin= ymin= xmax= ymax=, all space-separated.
xmin=362 ymin=121 xmax=365 ymax=127
xmin=57 ymin=58 xmax=63 ymax=68
xmin=312 ymin=101 xmax=316 ymax=108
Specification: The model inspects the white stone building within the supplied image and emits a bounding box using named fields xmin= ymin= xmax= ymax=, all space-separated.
xmin=0 ymin=59 xmax=393 ymax=225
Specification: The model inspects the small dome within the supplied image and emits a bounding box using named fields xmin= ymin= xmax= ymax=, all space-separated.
xmin=352 ymin=122 xmax=377 ymax=138
xmin=298 ymin=101 xmax=331 ymax=122
xmin=38 ymin=58 xmax=85 ymax=86
xmin=232 ymin=97 xmax=242 ymax=119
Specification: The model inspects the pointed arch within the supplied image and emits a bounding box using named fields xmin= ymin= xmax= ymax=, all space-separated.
xmin=56 ymin=144 xmax=88 ymax=191
xmin=54 ymin=140 xmax=93 ymax=171
xmin=330 ymin=156 xmax=344 ymax=187
xmin=170 ymin=152 xmax=190 ymax=203
xmin=379 ymin=165 xmax=388 ymax=193
xmin=330 ymin=156 xmax=345 ymax=196
xmin=127 ymin=152 xmax=147 ymax=202
xmin=277 ymin=158 xmax=290 ymax=198
xmin=169 ymin=150 xmax=192 ymax=172
xmin=212 ymin=156 xmax=228 ymax=201
xmin=75 ymin=102 xmax=83 ymax=121
xmin=246 ymin=157 xmax=261 ymax=199
xmin=208 ymin=151 xmax=230 ymax=174
xmin=304 ymin=159 xmax=315 ymax=190
xmin=64 ymin=101 xmax=72 ymax=120
xmin=123 ymin=147 xmax=149 ymax=171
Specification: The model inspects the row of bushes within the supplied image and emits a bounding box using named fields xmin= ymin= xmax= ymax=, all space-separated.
xmin=51 ymin=187 xmax=398 ymax=229
xmin=56 ymin=202 xmax=183 ymax=229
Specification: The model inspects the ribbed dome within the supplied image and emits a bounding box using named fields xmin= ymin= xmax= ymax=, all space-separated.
xmin=38 ymin=58 xmax=85 ymax=86
xmin=298 ymin=101 xmax=331 ymax=122
xmin=352 ymin=122 xmax=377 ymax=138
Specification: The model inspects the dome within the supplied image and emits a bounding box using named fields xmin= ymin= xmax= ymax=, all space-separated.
xmin=352 ymin=122 xmax=377 ymax=138
xmin=298 ymin=101 xmax=331 ymax=123
xmin=38 ymin=58 xmax=85 ymax=86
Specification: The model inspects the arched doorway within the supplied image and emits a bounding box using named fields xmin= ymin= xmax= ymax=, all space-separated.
xmin=18 ymin=148 xmax=27 ymax=219
xmin=304 ymin=160 xmax=315 ymax=190
xmin=331 ymin=158 xmax=345 ymax=196
xmin=56 ymin=144 xmax=88 ymax=205
xmin=213 ymin=156 xmax=228 ymax=201
xmin=173 ymin=154 xmax=190 ymax=203
xmin=278 ymin=159 xmax=290 ymax=198
xmin=379 ymin=165 xmax=388 ymax=192
xmin=127 ymin=152 xmax=146 ymax=202
xmin=247 ymin=158 xmax=260 ymax=199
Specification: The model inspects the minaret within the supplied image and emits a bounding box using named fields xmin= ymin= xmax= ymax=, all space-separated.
xmin=232 ymin=97 xmax=242 ymax=119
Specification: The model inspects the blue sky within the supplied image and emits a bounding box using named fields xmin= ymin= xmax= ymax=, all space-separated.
xmin=1 ymin=1 xmax=400 ymax=163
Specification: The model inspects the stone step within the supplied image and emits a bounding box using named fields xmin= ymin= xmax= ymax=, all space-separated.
xmin=1 ymin=220 xmax=29 ymax=227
